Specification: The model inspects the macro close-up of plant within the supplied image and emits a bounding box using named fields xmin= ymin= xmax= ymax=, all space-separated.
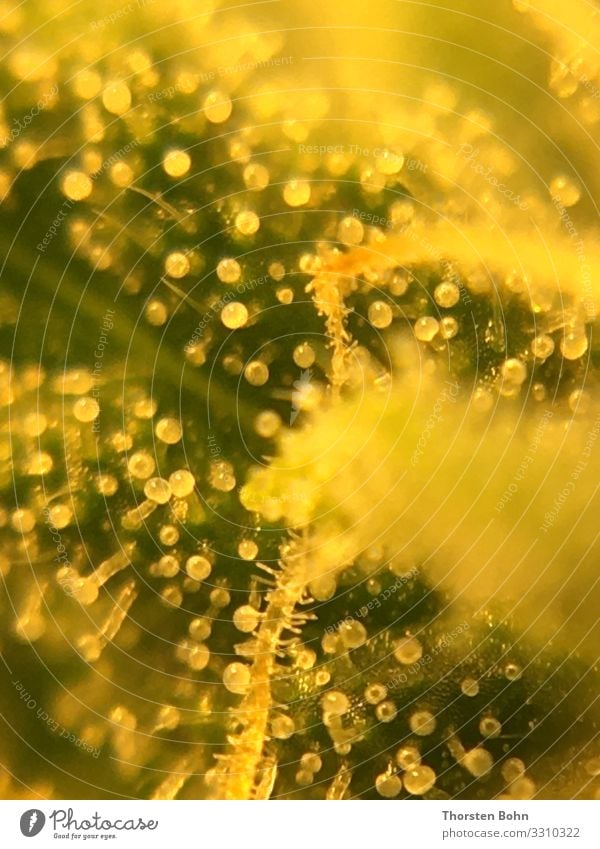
xmin=0 ymin=0 xmax=599 ymax=804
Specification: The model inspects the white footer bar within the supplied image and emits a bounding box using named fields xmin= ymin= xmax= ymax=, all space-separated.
xmin=0 ymin=800 xmax=597 ymax=848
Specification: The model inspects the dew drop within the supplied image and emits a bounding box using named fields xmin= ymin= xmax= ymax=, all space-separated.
xmin=102 ymin=81 xmax=131 ymax=115
xmin=203 ymin=90 xmax=232 ymax=123
xmin=62 ymin=170 xmax=93 ymax=202
xmin=434 ymin=282 xmax=460 ymax=308
xmin=283 ymin=179 xmax=311 ymax=207
xmin=337 ymin=216 xmax=364 ymax=246
xmin=235 ymin=211 xmax=260 ymax=236
xmin=396 ymin=746 xmax=421 ymax=769
xmin=254 ymin=410 xmax=281 ymax=438
xmin=162 ymin=149 xmax=191 ymax=178
xmin=394 ymin=636 xmax=423 ymax=665
xmin=404 ymin=765 xmax=436 ymax=795
xmin=237 ymin=539 xmax=258 ymax=560
xmin=221 ymin=302 xmax=249 ymax=329
xmin=414 ymin=316 xmax=439 ymax=342
xmin=155 ymin=417 xmax=183 ymax=444
xmin=222 ymin=662 xmax=251 ymax=694
xmin=461 ymin=677 xmax=480 ymax=697
xmin=293 ymin=343 xmax=316 ymax=368
xmin=244 ymin=360 xmax=269 ymax=386
xmin=217 ymin=258 xmax=241 ymax=283
xmin=185 ymin=555 xmax=212 ymax=581
xmin=144 ymin=477 xmax=171 ymax=504
xmin=73 ymin=397 xmax=99 ymax=422
xmin=531 ymin=334 xmax=555 ymax=360
xmin=368 ymin=300 xmax=393 ymax=328
xmin=376 ymin=700 xmax=397 ymax=723
xmin=243 ymin=163 xmax=269 ymax=191
xmin=375 ymin=772 xmax=402 ymax=797
xmin=271 ymin=714 xmax=295 ymax=739
xmin=463 ymin=747 xmax=494 ymax=777
xmin=168 ymin=469 xmax=195 ymax=497
xmin=365 ymin=683 xmax=387 ymax=705
xmin=164 ymin=251 xmax=190 ymax=279
xmin=233 ymin=605 xmax=260 ymax=633
xmin=409 ymin=710 xmax=436 ymax=736
xmin=560 ymin=331 xmax=588 ymax=360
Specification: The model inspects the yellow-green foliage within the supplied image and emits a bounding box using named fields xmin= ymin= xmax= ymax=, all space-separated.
xmin=0 ymin=0 xmax=598 ymax=802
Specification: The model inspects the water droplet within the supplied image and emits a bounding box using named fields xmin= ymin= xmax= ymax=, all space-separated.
xmin=243 ymin=163 xmax=269 ymax=191
xmin=396 ymin=746 xmax=421 ymax=769
xmin=368 ymin=300 xmax=393 ymax=328
xmin=235 ymin=211 xmax=260 ymax=236
xmin=375 ymin=772 xmax=402 ymax=797
xmin=409 ymin=710 xmax=436 ymax=736
xmin=61 ymin=171 xmax=92 ymax=200
xmin=244 ymin=360 xmax=269 ymax=386
xmin=169 ymin=469 xmax=195 ymax=497
xmin=339 ymin=620 xmax=367 ymax=648
xmin=233 ymin=605 xmax=260 ymax=633
xmin=222 ymin=662 xmax=251 ymax=694
xmin=463 ymin=747 xmax=494 ymax=777
xmin=365 ymin=683 xmax=387 ymax=705
xmin=404 ymin=765 xmax=436 ymax=795
xmin=337 ymin=216 xmax=364 ymax=246
xmin=531 ymin=334 xmax=554 ymax=360
xmin=163 ymin=149 xmax=191 ymax=178
xmin=238 ymin=539 xmax=258 ymax=560
xmin=164 ymin=251 xmax=190 ymax=279
xmin=394 ymin=636 xmax=423 ymax=665
xmin=293 ymin=343 xmax=315 ymax=368
xmin=479 ymin=716 xmax=502 ymax=739
xmin=214 ymin=259 xmax=242 ymax=287
xmin=560 ymin=331 xmax=588 ymax=360
xmin=321 ymin=690 xmax=350 ymax=716
xmin=144 ymin=477 xmax=172 ymax=504
xmin=376 ymin=700 xmax=397 ymax=722
xmin=434 ymin=282 xmax=460 ymax=308
xmin=375 ymin=149 xmax=404 ymax=175
xmin=185 ymin=556 xmax=212 ymax=581
xmin=155 ymin=417 xmax=183 ymax=444
xmin=414 ymin=316 xmax=439 ymax=342
xmin=203 ymin=90 xmax=232 ymax=123
xmin=102 ymin=81 xmax=131 ymax=115
xmin=461 ymin=677 xmax=480 ymax=697
xmin=73 ymin=396 xmax=99 ymax=422
xmin=221 ymin=302 xmax=248 ymax=329
xmin=283 ymin=179 xmax=311 ymax=207
xmin=271 ymin=714 xmax=295 ymax=739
